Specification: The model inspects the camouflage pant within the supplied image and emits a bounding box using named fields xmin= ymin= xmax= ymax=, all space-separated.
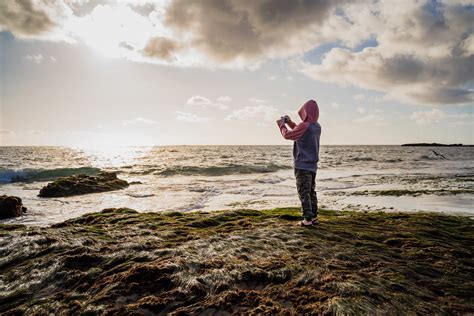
xmin=294 ymin=168 xmax=318 ymax=221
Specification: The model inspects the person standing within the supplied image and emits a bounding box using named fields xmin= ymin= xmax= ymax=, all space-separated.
xmin=276 ymin=100 xmax=321 ymax=227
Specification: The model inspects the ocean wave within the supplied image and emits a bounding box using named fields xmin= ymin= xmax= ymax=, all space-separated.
xmin=383 ymin=159 xmax=403 ymax=163
xmin=127 ymin=193 xmax=155 ymax=198
xmin=257 ymin=176 xmax=287 ymax=184
xmin=419 ymin=155 xmax=444 ymax=160
xmin=349 ymin=157 xmax=375 ymax=162
xmin=156 ymin=163 xmax=291 ymax=177
xmin=0 ymin=167 xmax=101 ymax=184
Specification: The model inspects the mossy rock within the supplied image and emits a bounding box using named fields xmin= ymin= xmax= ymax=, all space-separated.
xmin=38 ymin=172 xmax=129 ymax=198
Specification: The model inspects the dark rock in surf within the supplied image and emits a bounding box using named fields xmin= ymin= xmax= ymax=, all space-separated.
xmin=0 ymin=195 xmax=27 ymax=219
xmin=38 ymin=172 xmax=129 ymax=198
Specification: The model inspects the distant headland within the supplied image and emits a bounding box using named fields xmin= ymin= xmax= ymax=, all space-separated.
xmin=401 ymin=143 xmax=473 ymax=147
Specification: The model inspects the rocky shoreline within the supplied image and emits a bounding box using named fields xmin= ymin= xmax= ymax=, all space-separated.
xmin=1 ymin=208 xmax=473 ymax=314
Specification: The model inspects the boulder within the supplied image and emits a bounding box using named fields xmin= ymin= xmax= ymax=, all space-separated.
xmin=38 ymin=172 xmax=129 ymax=198
xmin=0 ymin=195 xmax=27 ymax=219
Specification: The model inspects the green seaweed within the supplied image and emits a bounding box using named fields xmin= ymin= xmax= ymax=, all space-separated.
xmin=0 ymin=207 xmax=473 ymax=314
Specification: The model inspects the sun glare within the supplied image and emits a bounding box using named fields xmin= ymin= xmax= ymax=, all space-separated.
xmin=67 ymin=4 xmax=155 ymax=58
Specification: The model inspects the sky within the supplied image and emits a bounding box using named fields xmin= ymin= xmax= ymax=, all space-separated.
xmin=0 ymin=0 xmax=473 ymax=146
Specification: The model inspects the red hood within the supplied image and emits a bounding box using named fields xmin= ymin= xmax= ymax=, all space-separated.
xmin=298 ymin=100 xmax=319 ymax=123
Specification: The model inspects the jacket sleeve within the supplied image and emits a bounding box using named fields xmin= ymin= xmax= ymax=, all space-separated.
xmin=279 ymin=122 xmax=307 ymax=141
xmin=287 ymin=120 xmax=297 ymax=129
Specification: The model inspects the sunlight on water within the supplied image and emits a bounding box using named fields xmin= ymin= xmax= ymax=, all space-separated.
xmin=71 ymin=146 xmax=154 ymax=168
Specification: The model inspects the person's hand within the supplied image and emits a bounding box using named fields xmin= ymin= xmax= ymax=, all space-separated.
xmin=276 ymin=119 xmax=284 ymax=127
xmin=285 ymin=115 xmax=294 ymax=125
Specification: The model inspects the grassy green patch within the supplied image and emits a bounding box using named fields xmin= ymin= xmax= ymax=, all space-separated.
xmin=0 ymin=207 xmax=473 ymax=315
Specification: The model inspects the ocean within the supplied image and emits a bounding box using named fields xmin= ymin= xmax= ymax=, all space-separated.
xmin=1 ymin=145 xmax=473 ymax=225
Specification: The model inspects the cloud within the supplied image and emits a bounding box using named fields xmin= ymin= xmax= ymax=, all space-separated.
xmin=175 ymin=111 xmax=210 ymax=123
xmin=164 ymin=0 xmax=342 ymax=63
xmin=141 ymin=36 xmax=180 ymax=61
xmin=64 ymin=3 xmax=162 ymax=59
xmin=217 ymin=96 xmax=232 ymax=103
xmin=64 ymin=0 xmax=110 ymax=17
xmin=330 ymin=102 xmax=339 ymax=108
xmin=128 ymin=2 xmax=156 ymax=17
xmin=448 ymin=113 xmax=473 ymax=120
xmin=225 ymin=105 xmax=279 ymax=122
xmin=0 ymin=1 xmax=343 ymax=66
xmin=186 ymin=95 xmax=228 ymax=110
xmin=0 ymin=0 xmax=74 ymax=42
xmin=187 ymin=95 xmax=211 ymax=106
xmin=354 ymin=94 xmax=365 ymax=101
xmin=354 ymin=114 xmax=386 ymax=126
xmin=0 ymin=0 xmax=56 ymax=37
xmin=300 ymin=47 xmax=473 ymax=106
xmin=24 ymin=54 xmax=57 ymax=64
xmin=410 ymin=109 xmax=446 ymax=125
xmin=24 ymin=54 xmax=44 ymax=63
xmin=410 ymin=108 xmax=473 ymax=125
xmin=460 ymin=33 xmax=474 ymax=57
xmin=123 ymin=117 xmax=158 ymax=126
xmin=298 ymin=1 xmax=474 ymax=106
xmin=1 ymin=0 xmax=472 ymax=107
xmin=249 ymin=98 xmax=267 ymax=104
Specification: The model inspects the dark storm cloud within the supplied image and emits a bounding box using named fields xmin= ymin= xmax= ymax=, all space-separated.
xmin=0 ymin=0 xmax=55 ymax=36
xmin=164 ymin=0 xmax=343 ymax=61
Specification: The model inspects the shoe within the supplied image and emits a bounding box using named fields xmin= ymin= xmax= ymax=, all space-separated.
xmin=312 ymin=217 xmax=319 ymax=225
xmin=300 ymin=219 xmax=313 ymax=227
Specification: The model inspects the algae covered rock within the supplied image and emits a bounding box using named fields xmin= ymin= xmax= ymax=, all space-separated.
xmin=38 ymin=172 xmax=129 ymax=197
xmin=0 ymin=195 xmax=27 ymax=219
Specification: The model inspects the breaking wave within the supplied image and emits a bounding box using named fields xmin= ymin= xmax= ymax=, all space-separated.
xmin=156 ymin=163 xmax=291 ymax=177
xmin=0 ymin=167 xmax=101 ymax=183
